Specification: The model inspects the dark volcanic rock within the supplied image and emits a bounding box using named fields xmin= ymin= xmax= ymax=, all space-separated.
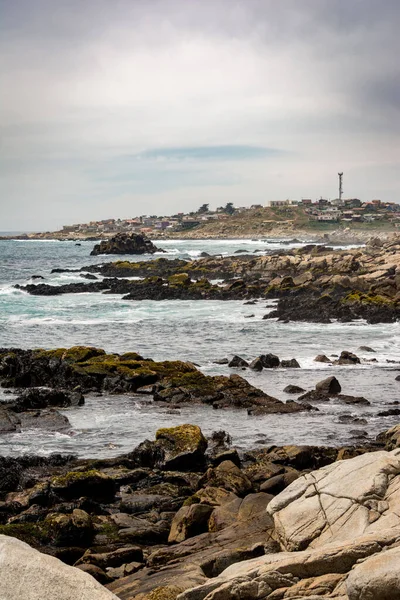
xmin=13 ymin=388 xmax=84 ymax=411
xmin=283 ymin=385 xmax=305 ymax=394
xmin=315 ymin=376 xmax=341 ymax=395
xmin=228 ymin=356 xmax=249 ymax=368
xmin=90 ymin=233 xmax=163 ymax=256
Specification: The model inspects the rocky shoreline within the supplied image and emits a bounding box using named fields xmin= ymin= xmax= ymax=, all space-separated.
xmin=1 ymin=346 xmax=400 ymax=599
xmin=1 ymin=417 xmax=400 ymax=600
xmin=17 ymin=235 xmax=400 ymax=324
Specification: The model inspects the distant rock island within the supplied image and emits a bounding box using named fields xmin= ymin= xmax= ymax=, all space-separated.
xmin=90 ymin=233 xmax=164 ymax=255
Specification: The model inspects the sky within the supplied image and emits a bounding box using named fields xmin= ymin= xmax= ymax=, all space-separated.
xmin=0 ymin=0 xmax=399 ymax=231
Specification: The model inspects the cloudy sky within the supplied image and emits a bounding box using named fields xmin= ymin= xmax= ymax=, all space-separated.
xmin=0 ymin=0 xmax=399 ymax=231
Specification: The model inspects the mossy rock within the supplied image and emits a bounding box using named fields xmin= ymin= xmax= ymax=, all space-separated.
xmin=168 ymin=273 xmax=191 ymax=286
xmin=32 ymin=348 xmax=66 ymax=360
xmin=0 ymin=523 xmax=49 ymax=548
xmin=61 ymin=346 xmax=106 ymax=363
xmin=148 ymin=586 xmax=184 ymax=600
xmin=45 ymin=509 xmax=93 ymax=547
xmin=51 ymin=469 xmax=116 ymax=501
xmin=156 ymin=424 xmax=208 ymax=471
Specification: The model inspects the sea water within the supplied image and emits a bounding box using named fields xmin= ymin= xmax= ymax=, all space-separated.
xmin=0 ymin=237 xmax=399 ymax=457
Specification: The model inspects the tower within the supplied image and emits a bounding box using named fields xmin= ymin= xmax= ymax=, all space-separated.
xmin=338 ymin=172 xmax=343 ymax=201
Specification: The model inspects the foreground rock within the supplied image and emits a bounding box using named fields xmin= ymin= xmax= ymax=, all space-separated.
xmin=90 ymin=233 xmax=162 ymax=256
xmin=0 ymin=534 xmax=118 ymax=599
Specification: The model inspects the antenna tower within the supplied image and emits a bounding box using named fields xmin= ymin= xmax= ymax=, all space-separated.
xmin=338 ymin=172 xmax=343 ymax=201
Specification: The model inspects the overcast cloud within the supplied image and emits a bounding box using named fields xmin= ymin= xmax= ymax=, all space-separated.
xmin=0 ymin=0 xmax=399 ymax=230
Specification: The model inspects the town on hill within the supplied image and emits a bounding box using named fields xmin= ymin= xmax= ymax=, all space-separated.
xmin=4 ymin=198 xmax=400 ymax=241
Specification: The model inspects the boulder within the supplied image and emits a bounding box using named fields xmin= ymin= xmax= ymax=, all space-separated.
xmin=261 ymin=354 xmax=280 ymax=368
xmin=337 ymin=350 xmax=361 ymax=365
xmin=13 ymin=388 xmax=84 ymax=410
xmin=249 ymin=358 xmax=263 ymax=372
xmin=268 ymin=449 xmax=400 ymax=551
xmin=346 ymin=544 xmax=400 ymax=600
xmin=228 ymin=356 xmax=249 ymax=368
xmin=168 ymin=504 xmax=213 ymax=543
xmin=0 ymin=534 xmax=119 ymax=599
xmin=315 ymin=376 xmax=341 ymax=395
xmin=90 ymin=233 xmax=162 ymax=256
xmin=199 ymin=461 xmax=253 ymax=497
xmin=155 ymin=424 xmax=208 ymax=471
xmin=314 ymin=354 xmax=331 ymax=363
xmin=50 ymin=470 xmax=116 ymax=502
xmin=45 ymin=509 xmax=93 ymax=546
xmin=280 ymin=359 xmax=300 ymax=368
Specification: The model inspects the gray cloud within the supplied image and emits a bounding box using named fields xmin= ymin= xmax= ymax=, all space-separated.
xmin=0 ymin=0 xmax=399 ymax=229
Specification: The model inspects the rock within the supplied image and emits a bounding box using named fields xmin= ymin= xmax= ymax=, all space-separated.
xmin=177 ymin=530 xmax=400 ymax=600
xmin=213 ymin=358 xmax=229 ymax=365
xmin=19 ymin=409 xmax=71 ymax=431
xmin=228 ymin=356 xmax=249 ymax=368
xmin=199 ymin=461 xmax=253 ymax=497
xmin=314 ymin=354 xmax=331 ymax=363
xmin=90 ymin=233 xmax=163 ymax=256
xmin=337 ymin=394 xmax=370 ymax=406
xmin=337 ymin=350 xmax=361 ymax=365
xmin=280 ymin=359 xmax=300 ymax=368
xmin=14 ymin=388 xmax=84 ymax=410
xmin=358 ymin=346 xmax=376 ymax=353
xmin=168 ymin=504 xmax=213 ymax=543
xmin=315 ymin=376 xmax=341 ymax=395
xmin=283 ymin=385 xmax=305 ymax=394
xmin=155 ymin=424 xmax=208 ymax=471
xmin=0 ymin=534 xmax=119 ymax=599
xmin=260 ymin=470 xmax=300 ymax=495
xmin=50 ymin=470 xmax=116 ymax=502
xmin=261 ymin=354 xmax=280 ymax=368
xmin=346 ymin=544 xmax=400 ymax=600
xmin=268 ymin=449 xmax=400 ymax=551
xmin=249 ymin=357 xmax=263 ymax=371
xmin=0 ymin=408 xmax=19 ymax=433
xmin=45 ymin=509 xmax=94 ymax=546
xmin=207 ymin=496 xmax=242 ymax=532
xmin=75 ymin=546 xmax=144 ymax=570
xmin=118 ymin=517 xmax=170 ymax=544
xmin=75 ymin=563 xmax=111 ymax=584
xmin=298 ymin=390 xmax=331 ymax=403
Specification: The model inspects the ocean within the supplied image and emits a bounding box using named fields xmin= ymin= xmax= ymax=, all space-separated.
xmin=0 ymin=237 xmax=399 ymax=457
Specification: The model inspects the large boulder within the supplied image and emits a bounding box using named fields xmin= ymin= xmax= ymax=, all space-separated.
xmin=0 ymin=534 xmax=119 ymax=599
xmin=155 ymin=425 xmax=208 ymax=471
xmin=90 ymin=233 xmax=162 ymax=256
xmin=346 ymin=544 xmax=400 ymax=600
xmin=50 ymin=470 xmax=116 ymax=502
xmin=267 ymin=449 xmax=400 ymax=551
xmin=13 ymin=388 xmax=84 ymax=410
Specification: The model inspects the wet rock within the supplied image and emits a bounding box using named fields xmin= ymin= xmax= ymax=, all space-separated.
xmin=261 ymin=354 xmax=280 ymax=368
xmin=280 ymin=358 xmax=300 ymax=368
xmin=213 ymin=358 xmax=229 ymax=365
xmin=298 ymin=390 xmax=331 ymax=403
xmin=14 ymin=388 xmax=84 ymax=410
xmin=314 ymin=354 xmax=331 ymax=363
xmin=337 ymin=394 xmax=370 ymax=406
xmin=377 ymin=408 xmax=400 ymax=416
xmin=0 ymin=408 xmax=19 ymax=433
xmin=315 ymin=376 xmax=341 ymax=394
xmin=249 ymin=357 xmax=263 ymax=371
xmin=19 ymin=409 xmax=71 ymax=431
xmin=283 ymin=384 xmax=305 ymax=394
xmin=358 ymin=346 xmax=376 ymax=353
xmin=337 ymin=350 xmax=361 ymax=365
xmin=90 ymin=233 xmax=162 ymax=256
xmin=228 ymin=355 xmax=249 ymax=368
